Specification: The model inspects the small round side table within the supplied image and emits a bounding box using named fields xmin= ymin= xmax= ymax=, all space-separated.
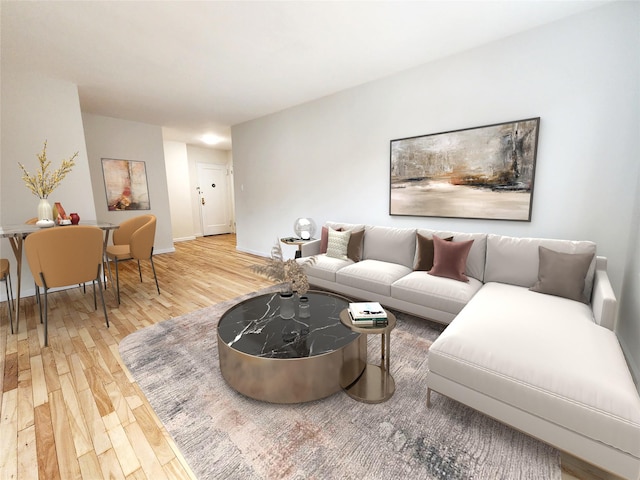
xmin=280 ymin=237 xmax=316 ymax=258
xmin=339 ymin=308 xmax=396 ymax=403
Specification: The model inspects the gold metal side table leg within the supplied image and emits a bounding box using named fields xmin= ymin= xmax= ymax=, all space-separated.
xmin=340 ymin=309 xmax=396 ymax=403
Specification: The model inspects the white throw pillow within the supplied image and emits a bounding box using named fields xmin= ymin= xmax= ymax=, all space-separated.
xmin=326 ymin=228 xmax=351 ymax=260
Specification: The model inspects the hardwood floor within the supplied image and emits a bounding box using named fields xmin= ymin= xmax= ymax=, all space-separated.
xmin=0 ymin=234 xmax=269 ymax=480
xmin=0 ymin=233 xmax=617 ymax=479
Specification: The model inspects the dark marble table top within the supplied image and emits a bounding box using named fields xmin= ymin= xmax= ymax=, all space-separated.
xmin=217 ymin=291 xmax=360 ymax=359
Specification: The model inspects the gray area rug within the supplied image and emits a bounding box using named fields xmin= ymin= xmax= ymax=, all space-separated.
xmin=119 ymin=287 xmax=561 ymax=480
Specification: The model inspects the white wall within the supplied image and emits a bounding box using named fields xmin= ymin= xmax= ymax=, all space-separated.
xmin=232 ymin=2 xmax=640 ymax=370
xmin=82 ymin=113 xmax=174 ymax=254
xmin=0 ymin=69 xmax=97 ymax=294
xmin=619 ymin=163 xmax=640 ymax=385
xmin=164 ymin=141 xmax=195 ymax=242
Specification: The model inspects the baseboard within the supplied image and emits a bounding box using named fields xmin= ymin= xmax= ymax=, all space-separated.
xmin=235 ymin=245 xmax=268 ymax=257
xmin=173 ymin=236 xmax=196 ymax=243
xmin=154 ymin=246 xmax=176 ymax=255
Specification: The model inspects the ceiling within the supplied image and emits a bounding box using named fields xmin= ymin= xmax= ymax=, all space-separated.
xmin=1 ymin=1 xmax=608 ymax=151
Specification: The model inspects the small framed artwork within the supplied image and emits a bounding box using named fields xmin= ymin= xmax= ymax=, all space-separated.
xmin=101 ymin=158 xmax=151 ymax=211
xmin=390 ymin=117 xmax=540 ymax=221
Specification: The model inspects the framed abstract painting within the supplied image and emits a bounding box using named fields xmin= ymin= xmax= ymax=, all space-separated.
xmin=101 ymin=158 xmax=151 ymax=211
xmin=390 ymin=117 xmax=540 ymax=221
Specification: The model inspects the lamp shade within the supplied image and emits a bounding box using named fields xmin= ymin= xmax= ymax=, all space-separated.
xmin=293 ymin=218 xmax=316 ymax=240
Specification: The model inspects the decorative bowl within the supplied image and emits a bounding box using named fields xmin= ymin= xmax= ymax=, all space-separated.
xmin=36 ymin=219 xmax=55 ymax=228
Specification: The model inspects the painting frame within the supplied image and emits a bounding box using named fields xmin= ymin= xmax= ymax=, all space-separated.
xmin=101 ymin=158 xmax=151 ymax=211
xmin=389 ymin=117 xmax=540 ymax=222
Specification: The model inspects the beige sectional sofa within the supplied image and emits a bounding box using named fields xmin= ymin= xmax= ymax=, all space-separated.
xmin=300 ymin=221 xmax=640 ymax=480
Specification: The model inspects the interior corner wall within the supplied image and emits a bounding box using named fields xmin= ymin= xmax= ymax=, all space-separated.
xmin=82 ymin=113 xmax=175 ymax=254
xmin=0 ymin=69 xmax=97 ymax=295
xmin=164 ymin=140 xmax=195 ymax=242
xmin=232 ymin=1 xmax=639 ymax=293
xmin=619 ymin=169 xmax=640 ymax=388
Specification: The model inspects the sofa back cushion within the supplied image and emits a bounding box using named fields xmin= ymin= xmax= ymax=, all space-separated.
xmin=363 ymin=225 xmax=416 ymax=269
xmin=417 ymin=230 xmax=488 ymax=281
xmin=484 ymin=234 xmax=597 ymax=299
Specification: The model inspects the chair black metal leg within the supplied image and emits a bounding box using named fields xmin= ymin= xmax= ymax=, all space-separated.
xmin=96 ymin=265 xmax=109 ymax=328
xmin=35 ymin=284 xmax=43 ymax=324
xmin=115 ymin=258 xmax=121 ymax=305
xmin=4 ymin=276 xmax=13 ymax=335
xmin=137 ymin=260 xmax=142 ymax=282
xmin=7 ymin=271 xmax=14 ymax=313
xmin=44 ymin=289 xmax=49 ymax=346
xmin=40 ymin=273 xmax=49 ymax=347
xmin=150 ymin=255 xmax=160 ymax=295
xmin=92 ymin=279 xmax=97 ymax=310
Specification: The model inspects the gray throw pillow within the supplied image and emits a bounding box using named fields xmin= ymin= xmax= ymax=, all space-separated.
xmin=529 ymin=246 xmax=594 ymax=303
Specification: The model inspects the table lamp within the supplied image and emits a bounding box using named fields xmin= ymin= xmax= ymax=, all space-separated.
xmin=293 ymin=218 xmax=316 ymax=240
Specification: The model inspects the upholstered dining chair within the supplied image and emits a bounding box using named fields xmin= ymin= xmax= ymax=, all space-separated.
xmin=25 ymin=226 xmax=109 ymax=346
xmin=106 ymin=214 xmax=160 ymax=304
xmin=1 ymin=259 xmax=14 ymax=334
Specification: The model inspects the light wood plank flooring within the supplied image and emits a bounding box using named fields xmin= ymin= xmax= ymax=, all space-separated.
xmin=0 ymin=234 xmax=618 ymax=479
xmin=0 ymin=234 xmax=269 ymax=480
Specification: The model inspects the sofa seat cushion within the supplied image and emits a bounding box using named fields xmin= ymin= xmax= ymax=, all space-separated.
xmin=336 ymin=259 xmax=412 ymax=297
xmin=391 ymin=272 xmax=483 ymax=315
xmin=302 ymin=254 xmax=353 ymax=282
xmin=429 ymin=282 xmax=640 ymax=457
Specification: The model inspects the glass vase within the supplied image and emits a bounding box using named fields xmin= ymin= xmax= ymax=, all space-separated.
xmin=279 ymin=293 xmax=295 ymax=319
xmin=37 ymin=198 xmax=53 ymax=221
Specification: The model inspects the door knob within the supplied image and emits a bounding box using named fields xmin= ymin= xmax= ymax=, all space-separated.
xmin=201 ymin=197 xmax=205 ymax=205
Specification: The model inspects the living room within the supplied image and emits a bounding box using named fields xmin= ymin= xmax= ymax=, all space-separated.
xmin=1 ymin=1 xmax=639 ymax=478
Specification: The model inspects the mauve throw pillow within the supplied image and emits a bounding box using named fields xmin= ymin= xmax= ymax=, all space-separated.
xmin=414 ymin=234 xmax=453 ymax=271
xmin=429 ymin=236 xmax=474 ymax=282
xmin=320 ymin=226 xmax=329 ymax=254
xmin=530 ymin=246 xmax=595 ymax=303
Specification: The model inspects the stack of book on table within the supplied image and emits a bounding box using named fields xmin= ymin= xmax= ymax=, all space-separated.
xmin=348 ymin=302 xmax=388 ymax=327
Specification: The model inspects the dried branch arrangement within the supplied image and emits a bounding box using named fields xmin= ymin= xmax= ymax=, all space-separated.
xmin=251 ymin=241 xmax=316 ymax=295
xmin=19 ymin=140 xmax=78 ymax=198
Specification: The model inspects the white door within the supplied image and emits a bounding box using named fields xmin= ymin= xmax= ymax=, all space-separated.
xmin=197 ymin=163 xmax=231 ymax=236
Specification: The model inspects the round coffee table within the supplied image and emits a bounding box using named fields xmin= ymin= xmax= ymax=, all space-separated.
xmin=217 ymin=290 xmax=366 ymax=403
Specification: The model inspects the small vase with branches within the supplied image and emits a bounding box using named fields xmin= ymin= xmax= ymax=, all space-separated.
xmin=18 ymin=140 xmax=77 ymax=199
xmin=251 ymin=240 xmax=316 ymax=296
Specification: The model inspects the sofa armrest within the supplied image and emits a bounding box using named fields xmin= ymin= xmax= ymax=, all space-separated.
xmin=300 ymin=239 xmax=321 ymax=257
xmin=591 ymin=256 xmax=617 ymax=331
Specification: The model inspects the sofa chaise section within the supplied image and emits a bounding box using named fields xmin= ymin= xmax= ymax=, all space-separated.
xmin=427 ymin=235 xmax=640 ymax=480
xmin=302 ymin=222 xmax=640 ymax=477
